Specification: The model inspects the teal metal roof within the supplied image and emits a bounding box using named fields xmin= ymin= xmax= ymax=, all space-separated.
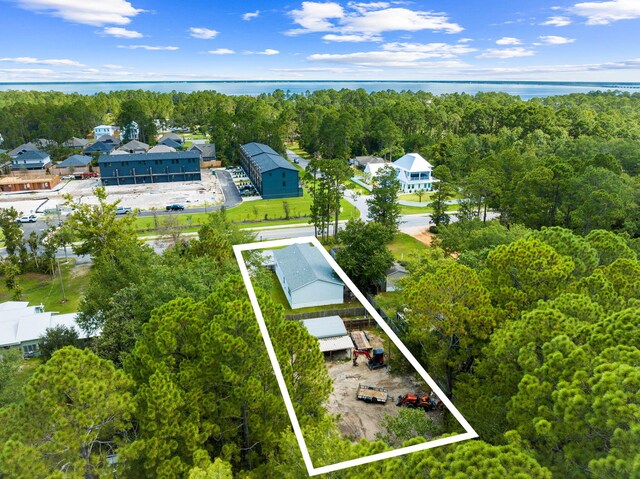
xmin=97 ymin=150 xmax=199 ymax=164
xmin=241 ymin=142 xmax=278 ymax=157
xmin=273 ymin=243 xmax=343 ymax=292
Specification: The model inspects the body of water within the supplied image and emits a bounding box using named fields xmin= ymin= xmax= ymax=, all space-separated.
xmin=0 ymin=80 xmax=638 ymax=99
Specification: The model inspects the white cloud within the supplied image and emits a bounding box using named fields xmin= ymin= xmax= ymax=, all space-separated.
xmin=0 ymin=68 xmax=55 ymax=75
xmin=309 ymin=51 xmax=467 ymax=69
xmin=477 ymin=47 xmax=536 ymax=59
xmin=103 ymin=64 xmax=125 ymax=69
xmin=458 ymin=38 xmax=473 ymax=43
xmin=571 ymin=0 xmax=640 ymax=25
xmin=288 ymin=1 xmax=345 ymax=33
xmin=467 ymin=57 xmax=640 ymax=75
xmin=243 ymin=49 xmax=280 ymax=55
xmin=271 ymin=67 xmax=382 ymax=73
xmin=539 ymin=35 xmax=576 ymax=44
xmin=382 ymin=42 xmax=477 ymax=57
xmin=242 ymin=10 xmax=260 ymax=21
xmin=541 ymin=15 xmax=572 ymax=26
xmin=101 ymin=27 xmax=142 ymax=38
xmin=118 ymin=45 xmax=179 ymax=51
xmin=287 ymin=2 xmax=463 ymax=39
xmin=0 ymin=56 xmax=84 ymax=66
xmin=496 ymin=37 xmax=521 ymax=45
xmin=189 ymin=27 xmax=219 ymax=39
xmin=208 ymin=48 xmax=235 ymax=55
xmin=14 ymin=0 xmax=143 ymax=26
xmin=322 ymin=33 xmax=381 ymax=42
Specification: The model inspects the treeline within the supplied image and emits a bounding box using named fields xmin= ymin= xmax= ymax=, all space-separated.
xmin=1 ymin=88 xmax=639 ymax=235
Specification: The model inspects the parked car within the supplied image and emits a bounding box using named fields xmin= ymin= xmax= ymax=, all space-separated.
xmin=166 ymin=204 xmax=185 ymax=211
xmin=61 ymin=175 xmax=75 ymax=180
xmin=115 ymin=206 xmax=132 ymax=215
xmin=293 ymin=158 xmax=300 ymax=164
xmin=16 ymin=214 xmax=37 ymax=223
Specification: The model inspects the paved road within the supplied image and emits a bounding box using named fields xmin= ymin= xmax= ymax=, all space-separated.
xmin=286 ymin=149 xmax=310 ymax=169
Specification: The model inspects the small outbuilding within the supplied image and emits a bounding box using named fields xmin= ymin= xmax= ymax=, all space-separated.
xmin=273 ymin=243 xmax=344 ymax=309
xmin=302 ymin=315 xmax=354 ymax=359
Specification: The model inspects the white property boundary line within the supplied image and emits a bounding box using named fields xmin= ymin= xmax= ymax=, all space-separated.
xmin=233 ymin=236 xmax=478 ymax=476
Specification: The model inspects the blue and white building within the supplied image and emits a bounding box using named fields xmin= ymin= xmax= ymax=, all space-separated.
xmin=273 ymin=243 xmax=344 ymax=309
xmin=392 ymin=153 xmax=437 ymax=193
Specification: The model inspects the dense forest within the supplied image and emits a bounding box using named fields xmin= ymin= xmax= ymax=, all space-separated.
xmin=1 ymin=88 xmax=639 ymax=235
xmin=0 ymin=88 xmax=639 ymax=477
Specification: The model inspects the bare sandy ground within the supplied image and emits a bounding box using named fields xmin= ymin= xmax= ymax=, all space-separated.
xmin=0 ymin=170 xmax=223 ymax=214
xmin=401 ymin=225 xmax=435 ymax=247
xmin=324 ymin=334 xmax=432 ymax=441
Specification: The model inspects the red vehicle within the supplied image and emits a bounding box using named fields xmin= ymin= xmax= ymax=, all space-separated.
xmin=396 ymin=391 xmax=444 ymax=411
xmin=81 ymin=172 xmax=99 ymax=178
xmin=352 ymin=348 xmax=386 ymax=369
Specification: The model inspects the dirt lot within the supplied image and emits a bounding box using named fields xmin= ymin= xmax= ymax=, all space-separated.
xmin=0 ymin=169 xmax=223 ymax=214
xmin=401 ymin=226 xmax=435 ymax=246
xmin=324 ymin=333 xmax=433 ymax=441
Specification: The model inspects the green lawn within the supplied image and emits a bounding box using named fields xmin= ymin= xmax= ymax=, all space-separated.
xmin=133 ymin=194 xmax=359 ymax=232
xmin=0 ymin=260 xmax=91 ymax=314
xmin=345 ymin=180 xmax=369 ymax=196
xmin=399 ymin=204 xmax=458 ymax=215
xmin=287 ymin=141 xmax=314 ymax=161
xmin=387 ymin=233 xmax=428 ymax=261
xmin=398 ymin=192 xmax=462 ymax=202
xmin=374 ymin=291 xmax=404 ymax=322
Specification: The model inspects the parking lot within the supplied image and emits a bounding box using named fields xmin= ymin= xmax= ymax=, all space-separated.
xmin=226 ymin=166 xmax=260 ymax=198
xmin=0 ymin=170 xmax=224 ymax=216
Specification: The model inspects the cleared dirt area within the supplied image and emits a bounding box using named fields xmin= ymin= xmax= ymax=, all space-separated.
xmin=401 ymin=226 xmax=435 ymax=246
xmin=0 ymin=169 xmax=223 ymax=214
xmin=324 ymin=333 xmax=433 ymax=441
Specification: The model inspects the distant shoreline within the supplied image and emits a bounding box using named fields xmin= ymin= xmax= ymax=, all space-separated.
xmin=1 ymin=80 xmax=638 ymax=99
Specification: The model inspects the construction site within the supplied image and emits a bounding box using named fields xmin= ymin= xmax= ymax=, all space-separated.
xmin=323 ymin=329 xmax=444 ymax=442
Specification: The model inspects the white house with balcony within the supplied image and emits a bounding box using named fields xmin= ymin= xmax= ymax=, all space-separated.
xmin=392 ymin=153 xmax=437 ymax=193
xmin=93 ymin=125 xmax=120 ymax=139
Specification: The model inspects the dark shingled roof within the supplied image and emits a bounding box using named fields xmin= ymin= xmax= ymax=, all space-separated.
xmin=16 ymin=150 xmax=50 ymax=161
xmin=189 ymin=143 xmax=216 ymax=159
xmin=84 ymin=142 xmax=116 ymax=153
xmin=273 ymin=243 xmax=343 ymax=292
xmin=241 ymin=142 xmax=278 ymax=158
xmin=58 ymin=154 xmax=92 ymax=167
xmin=159 ymin=138 xmax=183 ymax=149
xmin=62 ymin=137 xmax=89 ymax=148
xmin=96 ymin=134 xmax=120 ymax=145
xmin=158 ymin=132 xmax=184 ymax=143
xmin=98 ymin=150 xmax=200 ymax=164
xmin=8 ymin=143 xmax=38 ymax=157
xmin=241 ymin=143 xmax=295 ymax=173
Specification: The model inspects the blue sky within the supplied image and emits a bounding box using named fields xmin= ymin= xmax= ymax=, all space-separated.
xmin=1 ymin=0 xmax=640 ymax=82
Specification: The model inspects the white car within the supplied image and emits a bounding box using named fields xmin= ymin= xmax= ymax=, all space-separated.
xmin=16 ymin=214 xmax=37 ymax=223
xmin=61 ymin=175 xmax=75 ymax=180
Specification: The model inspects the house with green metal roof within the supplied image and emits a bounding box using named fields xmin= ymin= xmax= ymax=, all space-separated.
xmin=239 ymin=142 xmax=302 ymax=199
xmin=273 ymin=243 xmax=344 ymax=309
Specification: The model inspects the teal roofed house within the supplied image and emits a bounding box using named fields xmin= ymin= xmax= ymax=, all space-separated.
xmin=273 ymin=243 xmax=344 ymax=309
xmin=239 ymin=142 xmax=302 ymax=199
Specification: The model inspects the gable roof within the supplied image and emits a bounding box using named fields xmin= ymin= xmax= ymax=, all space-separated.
xmin=8 ymin=142 xmax=38 ymax=157
xmin=62 ymin=137 xmax=89 ymax=148
xmin=84 ymin=141 xmax=115 ymax=153
xmin=148 ymin=144 xmax=176 ymax=153
xmin=393 ymin=153 xmax=433 ymax=172
xmin=302 ymin=315 xmax=348 ymax=339
xmin=121 ymin=139 xmax=149 ymax=151
xmin=273 ymin=243 xmax=343 ymax=292
xmin=159 ymin=138 xmax=183 ymax=149
xmin=58 ymin=154 xmax=92 ymax=167
xmin=96 ymin=134 xmax=120 ymax=145
xmin=158 ymin=132 xmax=184 ymax=143
xmin=35 ymin=138 xmax=57 ymax=148
xmin=189 ymin=143 xmax=216 ymax=158
xmin=250 ymin=152 xmax=297 ymax=173
xmin=353 ymin=156 xmax=384 ymax=166
xmin=241 ymin=142 xmax=279 ymax=158
xmin=14 ymin=150 xmax=50 ymax=161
